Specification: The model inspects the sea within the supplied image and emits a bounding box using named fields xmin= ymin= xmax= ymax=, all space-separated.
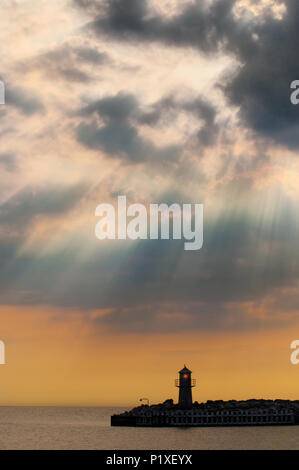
xmin=0 ymin=406 xmax=298 ymax=450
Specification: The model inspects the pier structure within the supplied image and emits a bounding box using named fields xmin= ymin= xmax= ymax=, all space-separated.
xmin=130 ymin=407 xmax=295 ymax=426
xmin=111 ymin=365 xmax=299 ymax=427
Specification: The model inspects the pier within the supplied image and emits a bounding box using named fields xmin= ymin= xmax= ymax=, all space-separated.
xmin=111 ymin=365 xmax=299 ymax=427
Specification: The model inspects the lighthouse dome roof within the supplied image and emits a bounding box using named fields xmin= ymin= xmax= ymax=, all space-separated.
xmin=179 ymin=364 xmax=192 ymax=374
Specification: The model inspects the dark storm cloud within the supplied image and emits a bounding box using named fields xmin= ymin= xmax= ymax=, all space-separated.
xmin=82 ymin=92 xmax=139 ymax=122
xmin=77 ymin=121 xmax=155 ymax=161
xmin=76 ymin=0 xmax=255 ymax=57
xmin=77 ymin=92 xmax=180 ymax=162
xmin=74 ymin=0 xmax=299 ymax=149
xmin=79 ymin=0 xmax=238 ymax=52
xmin=223 ymin=0 xmax=299 ymax=149
xmin=77 ymin=91 xmax=220 ymax=160
xmin=76 ymin=120 xmax=180 ymax=162
xmin=5 ymin=85 xmax=44 ymax=115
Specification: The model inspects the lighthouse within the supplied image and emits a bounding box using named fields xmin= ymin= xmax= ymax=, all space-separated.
xmin=175 ymin=365 xmax=196 ymax=409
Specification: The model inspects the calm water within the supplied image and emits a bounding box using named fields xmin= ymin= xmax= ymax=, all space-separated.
xmin=0 ymin=407 xmax=298 ymax=450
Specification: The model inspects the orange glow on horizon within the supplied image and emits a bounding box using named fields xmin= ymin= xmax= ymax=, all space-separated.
xmin=0 ymin=305 xmax=298 ymax=406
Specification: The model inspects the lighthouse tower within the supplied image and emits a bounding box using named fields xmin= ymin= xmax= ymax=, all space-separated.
xmin=175 ymin=365 xmax=196 ymax=409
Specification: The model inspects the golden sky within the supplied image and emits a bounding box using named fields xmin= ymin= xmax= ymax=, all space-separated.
xmin=1 ymin=304 xmax=299 ymax=405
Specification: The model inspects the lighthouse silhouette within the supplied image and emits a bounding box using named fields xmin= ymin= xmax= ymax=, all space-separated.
xmin=175 ymin=365 xmax=196 ymax=409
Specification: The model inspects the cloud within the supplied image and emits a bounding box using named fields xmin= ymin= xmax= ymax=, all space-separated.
xmin=75 ymin=0 xmax=299 ymax=149
xmin=0 ymin=152 xmax=17 ymax=172
xmin=0 ymin=183 xmax=298 ymax=333
xmin=223 ymin=0 xmax=299 ymax=148
xmin=1 ymin=0 xmax=298 ymax=336
xmin=0 ymin=182 xmax=89 ymax=305
xmin=139 ymin=94 xmax=220 ymax=148
xmin=0 ymin=183 xmax=88 ymax=235
xmin=74 ymin=46 xmax=110 ymax=65
xmin=20 ymin=44 xmax=111 ymax=83
xmin=82 ymin=92 xmax=139 ymax=122
xmin=5 ymin=85 xmax=44 ymax=115
xmin=95 ymin=299 xmax=290 ymax=334
xmin=77 ymin=92 xmax=181 ymax=162
xmin=77 ymin=0 xmax=252 ymax=55
xmin=76 ymin=90 xmax=220 ymax=162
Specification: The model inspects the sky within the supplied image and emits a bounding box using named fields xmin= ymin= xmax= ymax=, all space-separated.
xmin=0 ymin=0 xmax=299 ymax=405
